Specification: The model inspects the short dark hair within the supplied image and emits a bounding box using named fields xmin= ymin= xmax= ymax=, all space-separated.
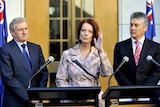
xmin=77 ymin=19 xmax=99 ymax=46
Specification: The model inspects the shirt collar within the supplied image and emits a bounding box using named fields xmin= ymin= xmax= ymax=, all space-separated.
xmin=14 ymin=39 xmax=27 ymax=50
xmin=131 ymin=36 xmax=145 ymax=45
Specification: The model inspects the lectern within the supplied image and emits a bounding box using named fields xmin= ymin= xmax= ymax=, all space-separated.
xmin=27 ymin=87 xmax=100 ymax=107
xmin=102 ymin=86 xmax=160 ymax=107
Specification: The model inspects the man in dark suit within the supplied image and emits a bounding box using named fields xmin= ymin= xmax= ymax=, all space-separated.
xmin=113 ymin=11 xmax=160 ymax=105
xmin=0 ymin=17 xmax=48 ymax=107
xmin=113 ymin=11 xmax=160 ymax=86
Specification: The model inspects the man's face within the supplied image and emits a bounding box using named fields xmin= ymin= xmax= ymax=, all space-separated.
xmin=10 ymin=21 xmax=29 ymax=43
xmin=130 ymin=18 xmax=147 ymax=40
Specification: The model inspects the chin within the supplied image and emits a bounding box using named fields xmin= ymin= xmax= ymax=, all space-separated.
xmin=131 ymin=35 xmax=137 ymax=38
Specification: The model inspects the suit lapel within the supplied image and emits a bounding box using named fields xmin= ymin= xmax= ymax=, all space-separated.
xmin=27 ymin=42 xmax=38 ymax=74
xmin=10 ymin=40 xmax=32 ymax=74
xmin=67 ymin=57 xmax=94 ymax=80
xmin=126 ymin=39 xmax=136 ymax=66
xmin=84 ymin=47 xmax=99 ymax=70
xmin=66 ymin=45 xmax=98 ymax=80
xmin=138 ymin=39 xmax=151 ymax=65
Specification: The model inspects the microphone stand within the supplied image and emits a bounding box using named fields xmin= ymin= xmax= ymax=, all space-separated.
xmin=108 ymin=65 xmax=125 ymax=87
xmin=80 ymin=66 xmax=99 ymax=87
xmin=108 ymin=62 xmax=126 ymax=87
xmin=108 ymin=56 xmax=129 ymax=87
xmin=28 ymin=66 xmax=45 ymax=88
xmin=28 ymin=56 xmax=54 ymax=88
xmin=108 ymin=74 xmax=114 ymax=87
xmin=72 ymin=60 xmax=99 ymax=86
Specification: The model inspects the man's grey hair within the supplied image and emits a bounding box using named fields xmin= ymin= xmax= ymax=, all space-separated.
xmin=130 ymin=12 xmax=148 ymax=27
xmin=9 ymin=17 xmax=27 ymax=31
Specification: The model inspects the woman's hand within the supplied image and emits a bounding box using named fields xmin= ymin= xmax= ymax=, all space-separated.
xmin=94 ymin=32 xmax=104 ymax=53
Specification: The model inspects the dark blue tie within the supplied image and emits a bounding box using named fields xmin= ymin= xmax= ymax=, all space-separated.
xmin=21 ymin=44 xmax=32 ymax=72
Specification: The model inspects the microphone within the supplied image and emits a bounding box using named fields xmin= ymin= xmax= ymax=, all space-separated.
xmin=146 ymin=55 xmax=160 ymax=67
xmin=71 ymin=57 xmax=98 ymax=86
xmin=108 ymin=56 xmax=129 ymax=87
xmin=28 ymin=56 xmax=54 ymax=88
xmin=40 ymin=56 xmax=54 ymax=70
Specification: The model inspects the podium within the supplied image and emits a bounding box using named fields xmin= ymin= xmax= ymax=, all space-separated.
xmin=102 ymin=86 xmax=160 ymax=107
xmin=27 ymin=87 xmax=100 ymax=107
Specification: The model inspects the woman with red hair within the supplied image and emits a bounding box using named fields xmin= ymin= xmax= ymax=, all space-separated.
xmin=56 ymin=19 xmax=113 ymax=107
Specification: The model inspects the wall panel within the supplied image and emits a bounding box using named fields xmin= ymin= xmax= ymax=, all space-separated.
xmin=25 ymin=0 xmax=49 ymax=60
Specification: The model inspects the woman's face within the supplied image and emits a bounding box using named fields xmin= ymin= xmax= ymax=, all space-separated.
xmin=79 ymin=22 xmax=93 ymax=44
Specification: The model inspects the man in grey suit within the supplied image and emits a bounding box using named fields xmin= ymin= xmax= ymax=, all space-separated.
xmin=0 ymin=17 xmax=48 ymax=107
xmin=113 ymin=11 xmax=160 ymax=86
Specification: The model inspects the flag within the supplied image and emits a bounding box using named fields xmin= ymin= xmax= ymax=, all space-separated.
xmin=145 ymin=0 xmax=156 ymax=40
xmin=0 ymin=0 xmax=8 ymax=47
xmin=0 ymin=0 xmax=8 ymax=107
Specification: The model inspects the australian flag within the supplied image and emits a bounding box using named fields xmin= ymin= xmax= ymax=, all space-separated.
xmin=0 ymin=0 xmax=8 ymax=47
xmin=0 ymin=0 xmax=8 ymax=107
xmin=145 ymin=0 xmax=156 ymax=40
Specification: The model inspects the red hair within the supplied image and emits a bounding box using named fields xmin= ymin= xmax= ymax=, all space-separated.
xmin=77 ymin=19 xmax=99 ymax=46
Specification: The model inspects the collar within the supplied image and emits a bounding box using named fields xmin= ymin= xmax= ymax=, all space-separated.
xmin=14 ymin=39 xmax=27 ymax=49
xmin=131 ymin=36 xmax=145 ymax=45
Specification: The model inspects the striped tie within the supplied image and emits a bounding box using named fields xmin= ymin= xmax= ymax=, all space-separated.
xmin=134 ymin=41 xmax=141 ymax=65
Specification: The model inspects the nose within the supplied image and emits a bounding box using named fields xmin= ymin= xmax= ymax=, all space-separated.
xmin=130 ymin=26 xmax=135 ymax=31
xmin=22 ymin=28 xmax=28 ymax=33
xmin=84 ymin=31 xmax=89 ymax=36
